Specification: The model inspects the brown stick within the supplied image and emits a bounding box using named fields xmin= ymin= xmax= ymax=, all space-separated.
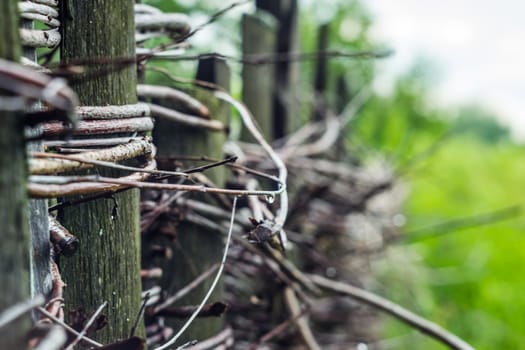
xmin=154 ymin=302 xmax=228 ymax=318
xmin=41 ymin=117 xmax=153 ymax=137
xmin=137 ymin=84 xmax=209 ymax=118
xmin=31 ymin=139 xmax=153 ymax=174
xmin=29 ymin=160 xmax=155 ymax=198
xmin=148 ymin=103 xmax=224 ymax=131
xmin=153 ymin=263 xmax=220 ymax=314
xmin=308 ymin=274 xmax=475 ymax=350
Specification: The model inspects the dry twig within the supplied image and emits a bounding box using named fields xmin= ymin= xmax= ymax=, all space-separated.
xmin=309 ymin=274 xmax=475 ymax=350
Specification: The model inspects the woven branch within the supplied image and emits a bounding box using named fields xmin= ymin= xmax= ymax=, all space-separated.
xmin=76 ymin=103 xmax=150 ymax=120
xmin=20 ymin=28 xmax=60 ymax=48
xmin=149 ymin=103 xmax=224 ymax=131
xmin=137 ymin=84 xmax=209 ymax=118
xmin=31 ymin=139 xmax=153 ymax=175
xmin=29 ymin=160 xmax=156 ymax=198
xmin=135 ymin=13 xmax=190 ymax=34
xmin=19 ymin=2 xmax=58 ymax=18
xmin=31 ymin=0 xmax=58 ymax=6
xmin=20 ymin=13 xmax=60 ymax=27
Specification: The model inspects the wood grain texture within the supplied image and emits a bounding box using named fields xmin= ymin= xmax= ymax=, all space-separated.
xmin=59 ymin=1 xmax=145 ymax=346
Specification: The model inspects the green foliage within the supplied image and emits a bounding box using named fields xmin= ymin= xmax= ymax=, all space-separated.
xmin=298 ymin=0 xmax=379 ymax=111
xmin=351 ymin=67 xmax=449 ymax=165
xmin=378 ymin=137 xmax=525 ymax=350
xmin=451 ymin=105 xmax=511 ymax=143
xmin=355 ymin=60 xmax=522 ymax=349
xmin=297 ymin=4 xmax=523 ymax=347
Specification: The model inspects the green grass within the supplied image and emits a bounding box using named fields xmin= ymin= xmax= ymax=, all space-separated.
xmin=376 ymin=137 xmax=525 ymax=349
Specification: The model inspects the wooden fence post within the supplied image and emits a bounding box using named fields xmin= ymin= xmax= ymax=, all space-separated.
xmin=256 ymin=0 xmax=299 ymax=138
xmin=0 ymin=0 xmax=32 ymax=348
xmin=59 ymin=1 xmax=145 ymax=345
xmin=22 ymin=10 xmax=52 ymax=313
xmin=149 ymin=57 xmax=230 ymax=343
xmin=241 ymin=11 xmax=277 ymax=141
xmin=312 ymin=23 xmax=329 ymax=122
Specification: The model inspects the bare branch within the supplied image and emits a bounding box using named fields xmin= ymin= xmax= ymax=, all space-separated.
xmin=29 ymin=160 xmax=156 ymax=198
xmin=154 ymin=263 xmax=220 ymax=314
xmin=283 ymin=287 xmax=321 ymax=350
xmin=149 ymin=103 xmax=225 ymax=132
xmin=29 ymin=170 xmax=285 ymax=198
xmin=36 ymin=307 xmax=103 ymax=348
xmin=137 ymin=84 xmax=209 ymax=119
xmin=401 ymin=204 xmax=522 ymax=243
xmin=65 ymin=301 xmax=107 ymax=350
xmin=309 ymin=274 xmax=475 ymax=350
xmin=155 ymin=302 xmax=228 ymax=318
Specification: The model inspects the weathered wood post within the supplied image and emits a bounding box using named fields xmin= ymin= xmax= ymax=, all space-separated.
xmin=0 ymin=0 xmax=32 ymax=348
xmin=150 ymin=57 xmax=230 ymax=343
xmin=22 ymin=9 xmax=52 ymax=312
xmin=59 ymin=1 xmax=145 ymax=345
xmin=256 ymin=0 xmax=299 ymax=138
xmin=241 ymin=11 xmax=277 ymax=141
xmin=312 ymin=23 xmax=329 ymax=122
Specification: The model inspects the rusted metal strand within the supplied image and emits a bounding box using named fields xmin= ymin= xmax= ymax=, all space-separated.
xmin=41 ymin=117 xmax=154 ymax=137
xmin=30 ymin=139 xmax=153 ymax=175
xmin=137 ymin=84 xmax=209 ymax=119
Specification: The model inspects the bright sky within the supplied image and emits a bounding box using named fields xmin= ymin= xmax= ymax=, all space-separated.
xmin=366 ymin=0 xmax=525 ymax=140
